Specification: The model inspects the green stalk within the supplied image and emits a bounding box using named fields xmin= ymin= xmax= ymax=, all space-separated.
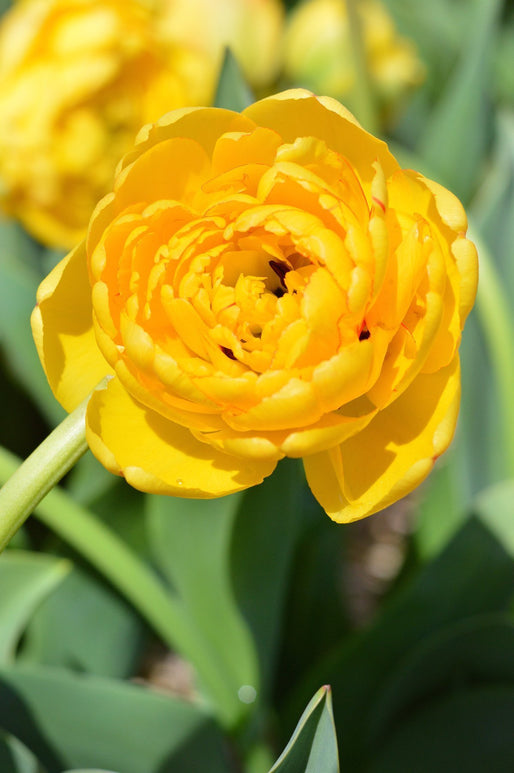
xmin=0 ymin=393 xmax=90 ymax=551
xmin=346 ymin=0 xmax=379 ymax=135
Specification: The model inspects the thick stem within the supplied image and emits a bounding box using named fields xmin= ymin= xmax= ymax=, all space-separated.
xmin=0 ymin=393 xmax=89 ymax=551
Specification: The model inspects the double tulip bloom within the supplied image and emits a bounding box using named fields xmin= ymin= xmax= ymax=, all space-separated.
xmin=0 ymin=0 xmax=282 ymax=247
xmin=32 ymin=90 xmax=478 ymax=522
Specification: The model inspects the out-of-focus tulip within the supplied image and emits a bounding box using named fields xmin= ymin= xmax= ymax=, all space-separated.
xmin=0 ymin=0 xmax=212 ymax=247
xmin=160 ymin=0 xmax=284 ymax=92
xmin=284 ymin=0 xmax=424 ymax=115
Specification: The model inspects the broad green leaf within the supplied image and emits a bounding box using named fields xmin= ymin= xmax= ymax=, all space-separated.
xmin=214 ymin=48 xmax=254 ymax=112
xmin=66 ymin=452 xmax=117 ymax=513
xmin=0 ymin=732 xmax=40 ymax=773
xmin=413 ymin=452 xmax=466 ymax=560
xmin=229 ymin=460 xmax=309 ymax=700
xmin=0 ymin=222 xmax=63 ymax=424
xmin=417 ymin=0 xmax=501 ymax=201
xmin=0 ymin=551 xmax=70 ymax=664
xmin=367 ymin=615 xmax=514 ymax=751
xmin=0 ymin=664 xmax=230 ymax=773
xmin=19 ymin=566 xmax=143 ymax=679
xmin=294 ymin=517 xmax=514 ymax=770
xmin=148 ymin=459 xmax=309 ymax=717
xmin=369 ymin=687 xmax=514 ymax=773
xmin=68 ymin=462 xmax=148 ymax=556
xmin=466 ymin=115 xmax=514 ymax=483
xmin=270 ymin=496 xmax=349 ymax=704
xmin=146 ymin=492 xmax=260 ymax=712
xmin=0 ymin=445 xmax=240 ymax=729
xmin=269 ymin=686 xmax=339 ymax=773
xmin=474 ymin=479 xmax=514 ymax=558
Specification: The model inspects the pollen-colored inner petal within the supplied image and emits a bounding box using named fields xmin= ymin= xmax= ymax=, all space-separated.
xmin=79 ymin=112 xmax=476 ymax=504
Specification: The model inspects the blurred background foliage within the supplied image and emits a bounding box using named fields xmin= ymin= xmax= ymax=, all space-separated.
xmin=0 ymin=0 xmax=513 ymax=771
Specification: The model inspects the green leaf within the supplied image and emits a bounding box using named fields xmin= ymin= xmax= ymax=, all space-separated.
xmin=0 ymin=732 xmax=40 ymax=773
xmin=417 ymin=0 xmax=501 ymax=201
xmin=148 ymin=460 xmax=308 ymax=715
xmin=413 ymin=450 xmax=468 ymax=560
xmin=0 ymin=551 xmax=70 ymax=665
xmin=0 ymin=664 xmax=230 ymax=773
xmin=269 ymin=686 xmax=339 ymax=773
xmin=146 ymin=492 xmax=260 ymax=711
xmin=466 ymin=115 xmax=514 ymax=482
xmin=473 ymin=479 xmax=514 ymax=558
xmin=369 ymin=687 xmax=514 ymax=773
xmin=19 ymin=565 xmax=143 ymax=679
xmin=367 ymin=615 xmax=514 ymax=752
xmin=0 ymin=223 xmax=63 ymax=424
xmin=214 ymin=48 xmax=254 ymax=112
xmin=229 ymin=460 xmax=308 ymax=699
xmin=295 ymin=516 xmax=514 ymax=770
xmin=0 ymin=445 xmax=241 ymax=729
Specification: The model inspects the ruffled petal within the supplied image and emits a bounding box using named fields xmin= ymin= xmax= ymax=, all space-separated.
xmin=303 ymin=357 xmax=461 ymax=522
xmin=31 ymin=242 xmax=112 ymax=411
xmin=243 ymin=89 xmax=399 ymax=186
xmin=86 ymin=377 xmax=277 ymax=497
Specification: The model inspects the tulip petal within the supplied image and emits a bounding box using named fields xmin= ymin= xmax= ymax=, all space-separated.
xmin=243 ymin=89 xmax=399 ymax=186
xmin=304 ymin=358 xmax=461 ymax=521
xmin=86 ymin=377 xmax=277 ymax=497
xmin=31 ymin=242 xmax=112 ymax=411
xmin=122 ymin=106 xmax=256 ymax=176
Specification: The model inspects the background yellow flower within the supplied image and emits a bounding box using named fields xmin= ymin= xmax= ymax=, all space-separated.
xmin=0 ymin=0 xmax=215 ymax=247
xmin=283 ymin=0 xmax=425 ymax=117
xmin=0 ymin=0 xmax=284 ymax=249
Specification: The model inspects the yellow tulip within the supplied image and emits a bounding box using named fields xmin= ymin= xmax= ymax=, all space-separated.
xmin=284 ymin=0 xmax=424 ymax=112
xmin=159 ymin=0 xmax=284 ymax=92
xmin=32 ymin=90 xmax=478 ymax=522
xmin=0 ymin=0 xmax=212 ymax=248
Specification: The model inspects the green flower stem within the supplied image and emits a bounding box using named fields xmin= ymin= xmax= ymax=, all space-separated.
xmin=0 ymin=395 xmax=244 ymax=728
xmin=470 ymin=226 xmax=514 ymax=476
xmin=0 ymin=392 xmax=90 ymax=551
xmin=346 ymin=0 xmax=379 ymax=135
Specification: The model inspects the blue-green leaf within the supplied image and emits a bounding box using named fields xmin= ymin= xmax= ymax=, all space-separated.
xmin=0 ymin=665 xmax=229 ymax=773
xmin=146 ymin=492 xmax=259 ymax=716
xmin=369 ymin=687 xmax=514 ymax=773
xmin=269 ymin=686 xmax=339 ymax=773
xmin=0 ymin=551 xmax=70 ymax=665
xmin=417 ymin=0 xmax=501 ymax=201
xmin=0 ymin=222 xmax=63 ymax=424
xmin=19 ymin=565 xmax=143 ymax=679
xmin=473 ymin=479 xmax=514 ymax=558
xmin=214 ymin=48 xmax=254 ymax=112
xmin=295 ymin=516 xmax=514 ymax=770
xmin=367 ymin=615 xmax=514 ymax=753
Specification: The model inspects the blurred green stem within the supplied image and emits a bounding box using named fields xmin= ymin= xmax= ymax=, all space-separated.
xmin=346 ymin=0 xmax=378 ymax=135
xmin=470 ymin=226 xmax=514 ymax=476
